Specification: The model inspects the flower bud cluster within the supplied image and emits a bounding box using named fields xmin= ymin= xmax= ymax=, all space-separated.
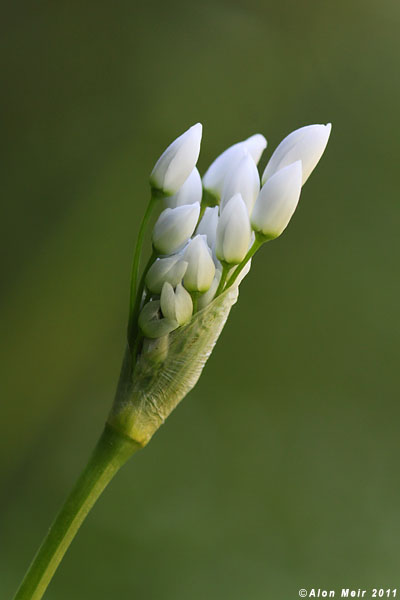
xmin=137 ymin=122 xmax=331 ymax=339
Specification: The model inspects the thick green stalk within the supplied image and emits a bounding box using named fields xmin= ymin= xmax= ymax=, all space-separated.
xmin=13 ymin=424 xmax=141 ymax=600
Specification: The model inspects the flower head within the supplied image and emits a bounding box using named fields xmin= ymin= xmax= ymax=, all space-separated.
xmin=110 ymin=122 xmax=331 ymax=446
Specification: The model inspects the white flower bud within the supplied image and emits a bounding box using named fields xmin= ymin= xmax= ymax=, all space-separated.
xmin=262 ymin=123 xmax=331 ymax=186
xmin=203 ymin=133 xmax=266 ymax=201
xmin=216 ymin=194 xmax=252 ymax=265
xmin=195 ymin=206 xmax=219 ymax=251
xmin=220 ymin=151 xmax=260 ymax=214
xmin=145 ymin=256 xmax=188 ymax=294
xmin=197 ymin=269 xmax=221 ymax=310
xmin=164 ymin=168 xmax=202 ymax=209
xmin=138 ymin=300 xmax=179 ymax=339
xmin=251 ymin=161 xmax=302 ymax=239
xmin=150 ymin=123 xmax=203 ymax=195
xmin=202 ymin=145 xmax=246 ymax=200
xmin=160 ymin=282 xmax=193 ymax=325
xmin=152 ymin=203 xmax=200 ymax=255
xmin=183 ymin=235 xmax=216 ymax=293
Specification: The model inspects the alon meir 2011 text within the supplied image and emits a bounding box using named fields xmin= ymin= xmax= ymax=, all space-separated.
xmin=304 ymin=589 xmax=397 ymax=598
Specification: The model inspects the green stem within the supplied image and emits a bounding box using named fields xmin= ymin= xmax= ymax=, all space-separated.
xmin=128 ymin=249 xmax=157 ymax=347
xmin=225 ymin=237 xmax=264 ymax=289
xmin=215 ymin=264 xmax=229 ymax=297
xmin=196 ymin=189 xmax=219 ymax=228
xmin=197 ymin=201 xmax=206 ymax=223
xmin=13 ymin=425 xmax=140 ymax=600
xmin=128 ymin=191 xmax=159 ymax=335
xmin=191 ymin=292 xmax=198 ymax=313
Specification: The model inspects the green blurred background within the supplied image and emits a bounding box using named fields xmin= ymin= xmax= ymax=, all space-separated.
xmin=2 ymin=0 xmax=400 ymax=598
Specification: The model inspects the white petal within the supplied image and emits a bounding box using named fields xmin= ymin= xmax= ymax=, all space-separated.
xmin=216 ymin=194 xmax=252 ymax=265
xmin=220 ymin=151 xmax=260 ymax=215
xmin=145 ymin=256 xmax=188 ymax=294
xmin=150 ymin=123 xmax=203 ymax=195
xmin=174 ymin=283 xmax=193 ymax=324
xmin=202 ymin=132 xmax=266 ymax=201
xmin=243 ymin=133 xmax=267 ymax=164
xmin=164 ymin=167 xmax=203 ymax=209
xmin=252 ymin=161 xmax=303 ymax=238
xmin=203 ymin=145 xmax=246 ymax=200
xmin=183 ymin=235 xmax=216 ymax=292
xmin=195 ymin=206 xmax=219 ymax=250
xmin=160 ymin=282 xmax=193 ymax=325
xmin=197 ymin=269 xmax=222 ymax=310
xmin=152 ymin=203 xmax=200 ymax=255
xmin=262 ymin=123 xmax=331 ymax=185
xmin=138 ymin=300 xmax=179 ymax=338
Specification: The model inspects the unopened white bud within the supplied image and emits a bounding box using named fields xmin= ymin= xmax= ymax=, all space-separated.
xmin=145 ymin=256 xmax=188 ymax=294
xmin=216 ymin=194 xmax=252 ymax=265
xmin=183 ymin=235 xmax=216 ymax=293
xmin=138 ymin=300 xmax=178 ymax=339
xmin=164 ymin=168 xmax=202 ymax=209
xmin=152 ymin=203 xmax=200 ymax=255
xmin=195 ymin=206 xmax=219 ymax=251
xmin=150 ymin=123 xmax=203 ymax=195
xmin=160 ymin=282 xmax=193 ymax=325
xmin=202 ymin=145 xmax=246 ymax=201
xmin=203 ymin=133 xmax=266 ymax=201
xmin=262 ymin=124 xmax=331 ymax=186
xmin=197 ymin=269 xmax=221 ymax=310
xmin=220 ymin=151 xmax=260 ymax=214
xmin=252 ymin=161 xmax=302 ymax=239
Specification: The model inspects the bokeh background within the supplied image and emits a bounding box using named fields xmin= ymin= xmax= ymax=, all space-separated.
xmin=2 ymin=0 xmax=400 ymax=598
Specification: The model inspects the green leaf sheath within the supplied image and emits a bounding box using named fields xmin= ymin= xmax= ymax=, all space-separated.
xmin=13 ymin=425 xmax=140 ymax=600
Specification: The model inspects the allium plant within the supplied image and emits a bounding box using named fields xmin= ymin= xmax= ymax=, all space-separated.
xmin=13 ymin=121 xmax=331 ymax=600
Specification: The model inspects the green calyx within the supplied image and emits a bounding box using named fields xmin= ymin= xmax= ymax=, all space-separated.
xmin=108 ymin=285 xmax=239 ymax=447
